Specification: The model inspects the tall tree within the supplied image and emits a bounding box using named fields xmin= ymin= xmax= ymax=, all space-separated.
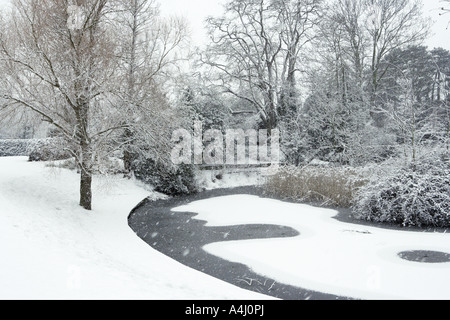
xmin=274 ymin=0 xmax=322 ymax=117
xmin=364 ymin=0 xmax=430 ymax=112
xmin=430 ymin=47 xmax=450 ymax=103
xmin=201 ymin=0 xmax=322 ymax=133
xmin=0 ymin=0 xmax=121 ymax=210
xmin=116 ymin=0 xmax=188 ymax=173
xmin=331 ymin=0 xmax=367 ymax=95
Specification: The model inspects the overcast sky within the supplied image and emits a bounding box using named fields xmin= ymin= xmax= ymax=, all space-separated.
xmin=0 ymin=0 xmax=447 ymax=49
xmin=159 ymin=0 xmax=450 ymax=50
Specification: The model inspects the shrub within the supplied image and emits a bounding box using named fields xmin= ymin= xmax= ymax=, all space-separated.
xmin=131 ymin=157 xmax=198 ymax=196
xmin=352 ymin=155 xmax=450 ymax=228
xmin=28 ymin=139 xmax=72 ymax=162
xmin=0 ymin=138 xmax=69 ymax=158
xmin=0 ymin=139 xmax=36 ymax=157
xmin=263 ymin=165 xmax=365 ymax=208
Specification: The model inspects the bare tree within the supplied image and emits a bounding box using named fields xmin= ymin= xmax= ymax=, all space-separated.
xmin=274 ymin=0 xmax=322 ymax=115
xmin=331 ymin=0 xmax=367 ymax=92
xmin=0 ymin=0 xmax=190 ymax=210
xmin=0 ymin=0 xmax=122 ymax=210
xmin=115 ymin=0 xmax=189 ymax=173
xmin=314 ymin=0 xmax=429 ymax=126
xmin=201 ymin=0 xmax=322 ymax=133
xmin=364 ymin=0 xmax=430 ymax=110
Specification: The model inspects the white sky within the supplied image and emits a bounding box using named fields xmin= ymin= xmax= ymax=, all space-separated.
xmin=159 ymin=0 xmax=450 ymax=50
xmin=0 ymin=0 xmax=447 ymax=49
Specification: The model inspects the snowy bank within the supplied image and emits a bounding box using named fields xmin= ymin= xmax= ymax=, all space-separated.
xmin=0 ymin=157 xmax=270 ymax=300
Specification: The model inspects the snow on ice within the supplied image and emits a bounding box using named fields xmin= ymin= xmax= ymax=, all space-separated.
xmin=172 ymin=194 xmax=450 ymax=300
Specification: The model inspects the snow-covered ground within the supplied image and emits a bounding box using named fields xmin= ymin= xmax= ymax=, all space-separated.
xmin=0 ymin=157 xmax=271 ymax=300
xmin=173 ymin=195 xmax=450 ymax=300
xmin=3 ymin=156 xmax=450 ymax=300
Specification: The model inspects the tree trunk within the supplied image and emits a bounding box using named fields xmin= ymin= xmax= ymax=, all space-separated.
xmin=122 ymin=127 xmax=134 ymax=175
xmin=123 ymin=149 xmax=132 ymax=175
xmin=80 ymin=167 xmax=92 ymax=210
xmin=79 ymin=140 xmax=92 ymax=210
xmin=78 ymin=110 xmax=92 ymax=210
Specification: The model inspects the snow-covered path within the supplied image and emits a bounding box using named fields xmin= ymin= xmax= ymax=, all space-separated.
xmin=172 ymin=195 xmax=450 ymax=300
xmin=0 ymin=157 xmax=270 ymax=299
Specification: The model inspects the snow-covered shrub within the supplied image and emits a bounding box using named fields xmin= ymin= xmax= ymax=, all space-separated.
xmin=131 ymin=157 xmax=198 ymax=196
xmin=0 ymin=139 xmax=31 ymax=156
xmin=0 ymin=138 xmax=62 ymax=157
xmin=28 ymin=139 xmax=71 ymax=162
xmin=352 ymin=154 xmax=450 ymax=227
xmin=263 ymin=165 xmax=365 ymax=207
